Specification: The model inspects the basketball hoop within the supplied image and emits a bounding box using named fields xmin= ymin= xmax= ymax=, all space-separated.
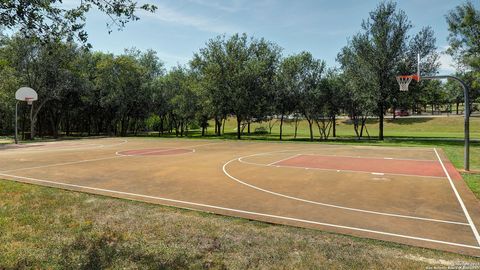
xmin=396 ymin=75 xmax=419 ymax=91
xmin=25 ymin=97 xmax=34 ymax=105
xmin=14 ymin=87 xmax=38 ymax=144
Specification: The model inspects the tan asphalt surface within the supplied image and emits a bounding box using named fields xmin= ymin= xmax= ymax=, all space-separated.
xmin=0 ymin=137 xmax=479 ymax=256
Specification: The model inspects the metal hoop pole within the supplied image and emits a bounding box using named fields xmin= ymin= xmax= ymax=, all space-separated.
xmin=14 ymin=101 xmax=19 ymax=144
xmin=423 ymin=75 xmax=470 ymax=171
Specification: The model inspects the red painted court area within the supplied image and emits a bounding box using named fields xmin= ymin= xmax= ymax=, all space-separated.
xmin=274 ymin=154 xmax=446 ymax=178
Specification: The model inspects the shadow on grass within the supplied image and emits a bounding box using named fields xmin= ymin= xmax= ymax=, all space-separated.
xmin=385 ymin=117 xmax=434 ymax=125
xmin=59 ymin=230 xmax=196 ymax=269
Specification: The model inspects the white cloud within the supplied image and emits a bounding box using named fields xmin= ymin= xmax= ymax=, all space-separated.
xmin=438 ymin=46 xmax=456 ymax=74
xmin=438 ymin=53 xmax=455 ymax=73
xmin=141 ymin=3 xmax=242 ymax=34
xmin=186 ymin=0 xmax=243 ymax=13
xmin=156 ymin=51 xmax=191 ymax=69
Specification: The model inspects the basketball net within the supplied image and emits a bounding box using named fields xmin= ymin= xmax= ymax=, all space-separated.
xmin=396 ymin=76 xmax=412 ymax=91
xmin=396 ymin=75 xmax=419 ymax=92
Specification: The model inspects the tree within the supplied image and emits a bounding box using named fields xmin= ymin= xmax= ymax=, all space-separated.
xmin=446 ymin=1 xmax=480 ymax=72
xmin=275 ymin=55 xmax=302 ymax=140
xmin=193 ymin=34 xmax=280 ymax=139
xmin=446 ymin=1 xmax=480 ymax=114
xmin=95 ymin=53 xmax=148 ymax=136
xmin=0 ymin=1 xmax=156 ymax=45
xmin=191 ymin=36 xmax=230 ymax=136
xmin=321 ymin=70 xmax=345 ymax=138
xmin=295 ymin=52 xmax=326 ymax=141
xmin=337 ymin=45 xmax=377 ymax=139
xmin=159 ymin=67 xmax=199 ymax=137
xmin=351 ymin=1 xmax=411 ymax=140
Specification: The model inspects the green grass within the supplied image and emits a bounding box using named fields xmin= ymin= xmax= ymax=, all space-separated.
xmin=464 ymin=174 xmax=480 ymax=198
xmin=212 ymin=116 xmax=480 ymax=139
xmin=1 ymin=180 xmax=480 ymax=269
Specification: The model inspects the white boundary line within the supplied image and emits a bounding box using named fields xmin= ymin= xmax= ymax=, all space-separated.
xmin=116 ymin=148 xmax=194 ymax=157
xmin=299 ymin=153 xmax=437 ymax=162
xmin=0 ymin=173 xmax=478 ymax=250
xmin=115 ymin=142 xmax=220 ymax=157
xmin=2 ymin=141 xmax=221 ymax=173
xmin=239 ymin=156 xmax=447 ymax=180
xmin=0 ymin=139 xmax=128 ymax=155
xmin=267 ymin=154 xmax=301 ymax=166
xmin=224 ymin=153 xmax=468 ymax=226
xmin=0 ymin=156 xmax=123 ymax=173
xmin=434 ymin=148 xmax=480 ymax=246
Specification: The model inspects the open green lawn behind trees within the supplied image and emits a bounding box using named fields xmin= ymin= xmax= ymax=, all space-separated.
xmin=202 ymin=115 xmax=480 ymax=140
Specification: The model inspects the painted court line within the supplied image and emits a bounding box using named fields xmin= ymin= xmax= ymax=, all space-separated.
xmin=0 ymin=173 xmax=478 ymax=251
xmin=434 ymin=148 xmax=480 ymax=247
xmin=0 ymin=139 xmax=128 ymax=155
xmin=300 ymin=153 xmax=436 ymax=162
xmin=238 ymin=157 xmax=446 ymax=180
xmin=115 ymin=142 xmax=220 ymax=157
xmin=225 ymin=155 xmax=468 ymax=226
xmin=4 ymin=141 xmax=220 ymax=173
xmin=0 ymin=156 xmax=123 ymax=173
xmin=267 ymin=154 xmax=301 ymax=166
xmin=116 ymin=148 xmax=194 ymax=157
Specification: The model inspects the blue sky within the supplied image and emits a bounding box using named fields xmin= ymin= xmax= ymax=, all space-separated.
xmin=81 ymin=0 xmax=473 ymax=73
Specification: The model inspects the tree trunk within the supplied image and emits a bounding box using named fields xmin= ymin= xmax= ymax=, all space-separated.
xmin=294 ymin=116 xmax=299 ymax=139
xmin=378 ymin=103 xmax=384 ymax=140
xmin=456 ymin=102 xmax=459 ymax=115
xmin=222 ymin=118 xmax=226 ymax=135
xmin=236 ymin=116 xmax=242 ymax=139
xmin=159 ymin=116 xmax=164 ymax=135
xmin=247 ymin=122 xmax=250 ymax=135
xmin=332 ymin=115 xmax=336 ymax=137
xmin=216 ymin=117 xmax=222 ymax=136
xmin=65 ymin=109 xmax=70 ymax=136
xmin=307 ymin=119 xmax=313 ymax=141
xmin=279 ymin=114 xmax=284 ymax=140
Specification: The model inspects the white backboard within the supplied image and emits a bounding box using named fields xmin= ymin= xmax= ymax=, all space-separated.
xmin=15 ymin=87 xmax=38 ymax=101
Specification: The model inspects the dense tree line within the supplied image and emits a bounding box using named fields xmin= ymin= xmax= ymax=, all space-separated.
xmin=0 ymin=1 xmax=478 ymax=141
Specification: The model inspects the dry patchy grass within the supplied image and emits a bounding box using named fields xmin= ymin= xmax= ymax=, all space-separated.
xmin=1 ymin=180 xmax=479 ymax=269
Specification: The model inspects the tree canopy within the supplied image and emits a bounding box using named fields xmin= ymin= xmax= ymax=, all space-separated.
xmin=0 ymin=1 xmax=477 ymax=141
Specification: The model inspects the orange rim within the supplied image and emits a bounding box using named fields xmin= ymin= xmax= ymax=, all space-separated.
xmin=397 ymin=74 xmax=420 ymax=82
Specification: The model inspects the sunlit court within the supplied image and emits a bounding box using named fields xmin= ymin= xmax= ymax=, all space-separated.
xmin=1 ymin=137 xmax=479 ymax=256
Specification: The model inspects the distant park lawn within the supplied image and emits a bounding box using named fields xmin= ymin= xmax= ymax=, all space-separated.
xmin=211 ymin=115 xmax=480 ymax=140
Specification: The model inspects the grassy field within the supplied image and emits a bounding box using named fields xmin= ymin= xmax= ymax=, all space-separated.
xmin=211 ymin=115 xmax=480 ymax=140
xmin=2 ymin=180 xmax=480 ymax=269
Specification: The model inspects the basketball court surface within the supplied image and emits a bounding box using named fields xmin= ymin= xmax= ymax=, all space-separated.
xmin=1 ymin=137 xmax=479 ymax=256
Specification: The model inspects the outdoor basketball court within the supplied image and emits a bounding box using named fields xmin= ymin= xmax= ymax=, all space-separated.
xmin=1 ymin=137 xmax=479 ymax=256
